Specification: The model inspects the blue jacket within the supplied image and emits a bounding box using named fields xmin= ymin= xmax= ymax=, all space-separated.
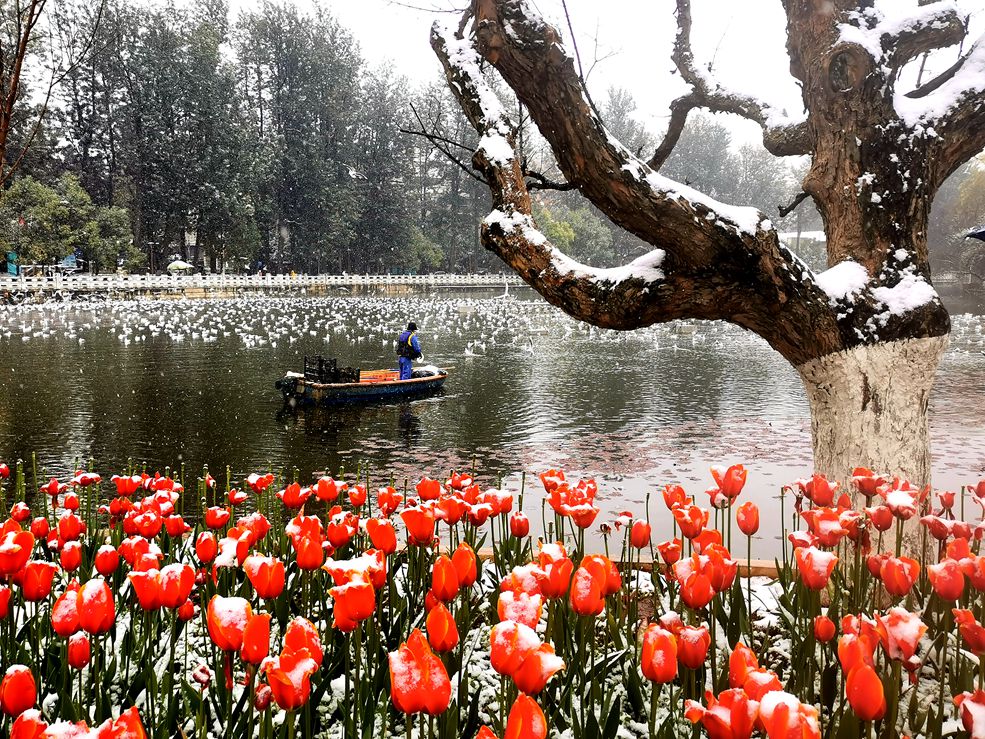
xmin=397 ymin=330 xmax=421 ymax=359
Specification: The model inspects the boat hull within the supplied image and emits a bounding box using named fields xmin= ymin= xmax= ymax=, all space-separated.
xmin=276 ymin=371 xmax=448 ymax=406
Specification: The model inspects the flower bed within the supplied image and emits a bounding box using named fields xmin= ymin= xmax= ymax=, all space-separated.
xmin=0 ymin=459 xmax=983 ymax=738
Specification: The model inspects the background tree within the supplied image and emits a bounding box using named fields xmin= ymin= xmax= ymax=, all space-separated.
xmin=432 ymin=0 xmax=985 ymax=491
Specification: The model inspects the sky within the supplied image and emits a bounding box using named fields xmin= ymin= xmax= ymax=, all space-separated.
xmin=224 ymin=0 xmax=984 ymax=147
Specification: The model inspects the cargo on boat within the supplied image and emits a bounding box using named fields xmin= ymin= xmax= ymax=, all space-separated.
xmin=275 ymin=355 xmax=448 ymax=405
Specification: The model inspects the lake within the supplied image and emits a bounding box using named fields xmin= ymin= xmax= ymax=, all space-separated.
xmin=2 ymin=287 xmax=984 ymax=556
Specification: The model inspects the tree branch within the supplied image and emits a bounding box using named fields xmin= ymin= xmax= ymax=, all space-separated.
xmin=778 ymin=191 xmax=810 ymax=218
xmin=654 ymin=0 xmax=811 ymax=160
xmin=882 ymin=2 xmax=967 ymax=73
xmin=523 ymin=168 xmax=576 ymax=191
xmin=904 ymin=32 xmax=985 ymax=184
xmin=432 ymin=8 xmax=842 ymax=366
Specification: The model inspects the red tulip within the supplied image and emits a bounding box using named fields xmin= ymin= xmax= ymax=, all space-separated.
xmin=415 ymin=477 xmax=441 ymax=501
xmin=630 ymin=520 xmax=651 ymax=549
xmin=490 ymin=620 xmax=541 ymax=677
xmin=0 ymin=586 xmax=11 ymax=620
xmin=94 ymin=545 xmax=119 ymax=576
xmin=388 ymin=629 xmax=451 ymax=715
xmin=684 ymin=688 xmax=758 ymax=739
xmin=77 ymin=579 xmax=115 ymax=635
xmin=510 ymin=512 xmax=530 ymax=538
xmin=367 ymin=518 xmax=397 ymax=555
xmin=504 ymin=694 xmax=548 ymax=739
xmin=0 ymin=665 xmax=36 ymax=716
xmin=735 ymin=502 xmax=759 ymax=537
xmin=284 ymin=617 xmax=324 ymax=667
xmin=497 ymin=590 xmax=544 ymax=629
xmin=794 ymin=546 xmax=838 ymax=591
xmin=452 ymin=543 xmax=478 ymax=588
xmin=276 ymin=482 xmax=311 ymax=509
xmin=401 ymin=507 xmax=435 ymax=546
xmin=757 ymin=691 xmax=821 ymax=739
xmin=512 ymin=643 xmax=564 ymax=695
xmin=677 ymin=624 xmax=711 ymax=669
xmin=52 ymin=583 xmax=81 ymax=636
xmin=851 ymin=467 xmax=888 ymax=499
xmin=244 ymin=555 xmax=286 ymax=600
xmin=0 ymin=530 xmax=35 ymax=577
xmin=864 ymin=505 xmax=894 ymax=532
xmin=641 ymin=624 xmax=678 ymax=683
xmin=204 ymin=506 xmax=231 ymax=529
xmin=348 ymin=483 xmax=368 ymax=507
xmin=955 ymin=690 xmax=985 ymax=738
xmin=59 ymin=541 xmax=82 ymax=572
xmin=20 ymin=561 xmax=57 ymax=601
xmin=67 ymin=633 xmax=91 ymax=670
xmin=879 ymin=555 xmax=919 ymax=597
xmin=954 ymin=609 xmax=985 ymax=655
xmin=569 ymin=565 xmax=605 ymax=616
xmin=240 ymin=613 xmax=271 ymax=665
xmin=247 ymin=472 xmax=276 ymax=495
xmin=875 ymin=607 xmax=927 ymax=664
xmin=657 ymin=539 xmax=682 ymax=565
xmin=29 ymin=518 xmax=47 ymax=540
xmin=195 ymin=532 xmax=218 ymax=564
xmin=266 ymin=649 xmax=318 ymax=710
xmin=846 ymin=663 xmax=886 ymax=722
xmin=795 ymin=474 xmax=838 ymax=507
xmin=708 ymin=464 xmax=747 ymax=508
xmin=673 ymin=554 xmax=716 ymax=610
xmin=813 ymin=615 xmax=836 ymax=643
xmin=128 ymin=570 xmax=163 ymax=611
xmin=673 ymin=505 xmax=709 ymax=540
xmin=928 ymin=559 xmax=965 ymax=601
xmin=10 ymin=709 xmax=47 ymax=738
xmin=0 ymin=463 xmax=8 ymax=479
xmin=425 ymin=603 xmax=459 ymax=652
xmin=12 ymin=504 xmax=32 ymax=524
xmin=178 ymin=599 xmax=196 ymax=622
xmin=729 ymin=642 xmax=759 ymax=688
xmin=431 ymin=555 xmax=459 ymax=602
xmin=329 ymin=574 xmax=376 ymax=632
xmin=377 ymin=486 xmax=403 ymax=517
xmin=207 ymin=595 xmax=252 ymax=652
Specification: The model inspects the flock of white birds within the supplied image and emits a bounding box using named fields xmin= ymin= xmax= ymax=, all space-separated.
xmin=1 ymin=295 xmax=985 ymax=358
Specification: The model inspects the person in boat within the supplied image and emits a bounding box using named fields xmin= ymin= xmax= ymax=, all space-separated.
xmin=396 ymin=322 xmax=422 ymax=380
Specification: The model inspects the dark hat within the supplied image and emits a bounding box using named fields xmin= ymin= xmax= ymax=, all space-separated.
xmin=407 ymin=322 xmax=418 ymax=331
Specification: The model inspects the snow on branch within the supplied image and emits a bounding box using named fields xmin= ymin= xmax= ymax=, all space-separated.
xmin=431 ymin=20 xmax=672 ymax=313
xmin=653 ymin=0 xmax=810 ymax=163
xmin=431 ymin=4 xmax=847 ymax=365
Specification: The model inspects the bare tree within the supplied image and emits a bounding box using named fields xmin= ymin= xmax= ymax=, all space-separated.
xmin=432 ymin=0 xmax=985 ymax=487
xmin=0 ymin=0 xmax=103 ymax=186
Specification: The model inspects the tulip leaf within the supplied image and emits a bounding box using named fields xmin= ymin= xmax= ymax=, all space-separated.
xmin=602 ymin=695 xmax=622 ymax=739
xmin=625 ymin=669 xmax=645 ymax=716
xmin=820 ymin=662 xmax=838 ymax=710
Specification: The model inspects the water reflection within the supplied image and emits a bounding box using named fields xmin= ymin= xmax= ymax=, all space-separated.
xmin=1 ymin=290 xmax=984 ymax=557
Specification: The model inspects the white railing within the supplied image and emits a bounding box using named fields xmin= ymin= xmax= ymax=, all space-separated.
xmin=0 ymin=272 xmax=523 ymax=294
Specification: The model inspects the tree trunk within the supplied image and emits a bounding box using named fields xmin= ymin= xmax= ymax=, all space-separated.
xmin=797 ymin=335 xmax=948 ymax=486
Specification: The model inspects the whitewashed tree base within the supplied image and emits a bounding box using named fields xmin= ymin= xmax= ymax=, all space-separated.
xmin=797 ymin=336 xmax=948 ymax=555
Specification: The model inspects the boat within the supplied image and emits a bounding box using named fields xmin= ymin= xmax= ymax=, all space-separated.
xmin=275 ymin=355 xmax=449 ymax=406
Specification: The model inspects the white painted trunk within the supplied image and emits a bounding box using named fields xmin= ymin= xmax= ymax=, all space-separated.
xmin=795 ymin=336 xmax=948 ymax=487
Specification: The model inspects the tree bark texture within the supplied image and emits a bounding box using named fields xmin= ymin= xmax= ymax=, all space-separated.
xmin=433 ymin=0 xmax=985 ymax=481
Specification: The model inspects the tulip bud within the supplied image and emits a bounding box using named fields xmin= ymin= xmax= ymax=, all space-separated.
xmin=60 ymin=541 xmax=83 ymax=573
xmin=195 ymin=532 xmax=218 ymax=564
xmin=94 ymin=545 xmax=120 ymax=576
xmin=736 ymin=502 xmax=759 ymax=537
xmin=630 ymin=520 xmax=651 ymax=550
xmin=67 ymin=633 xmax=91 ymax=669
xmin=813 ymin=615 xmax=836 ymax=643
xmin=510 ymin=512 xmax=530 ymax=538
xmin=0 ymin=463 xmax=9 ymax=479
xmin=254 ymin=683 xmax=272 ymax=711
xmin=10 ymin=503 xmax=31 ymax=523
xmin=63 ymin=493 xmax=81 ymax=511
xmin=29 ymin=517 xmax=49 ymax=538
